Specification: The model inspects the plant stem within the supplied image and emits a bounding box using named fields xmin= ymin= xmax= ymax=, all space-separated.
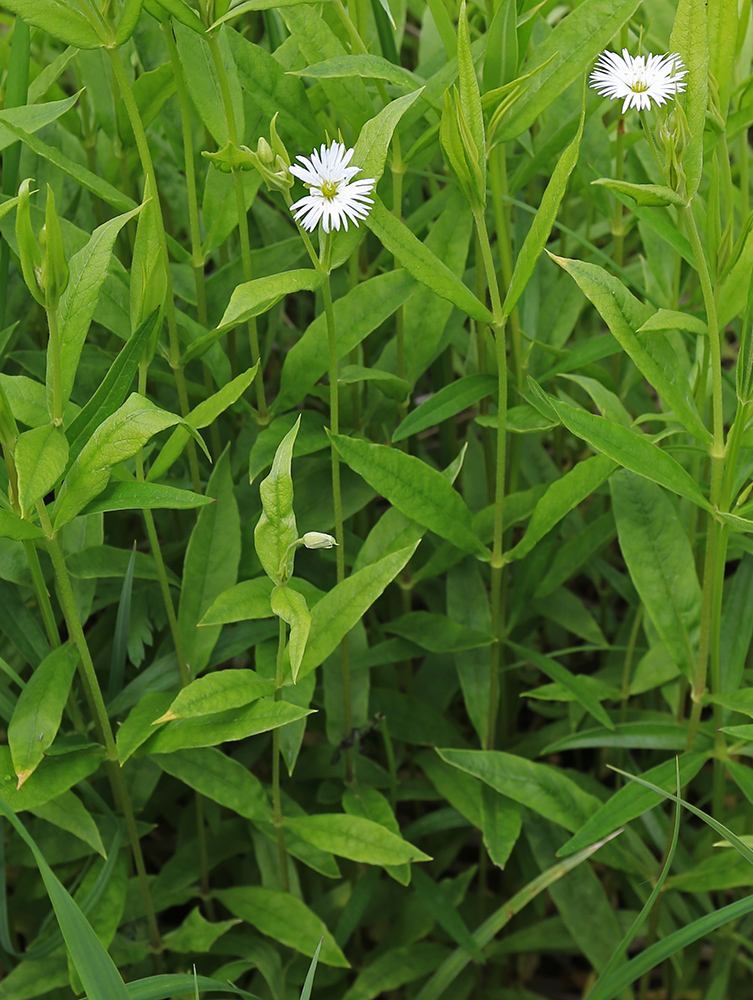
xmin=638 ymin=109 xmax=664 ymax=178
xmin=39 ymin=508 xmax=161 ymax=951
xmin=206 ymin=33 xmax=267 ymax=417
xmin=323 ymin=265 xmax=354 ymax=782
xmin=474 ymin=207 xmax=507 ymax=750
xmin=0 ymin=16 xmax=29 ymax=328
xmin=683 ymin=206 xmax=726 ymax=760
xmin=273 ymin=617 xmax=290 ymax=890
xmin=741 ymin=131 xmax=750 ymax=221
xmin=162 ymin=19 xmax=221 ymax=459
xmin=46 ymin=306 xmax=63 ymax=425
xmin=106 ymin=45 xmax=202 ymax=492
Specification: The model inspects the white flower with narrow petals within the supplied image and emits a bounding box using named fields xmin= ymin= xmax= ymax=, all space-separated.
xmin=590 ymin=48 xmax=687 ymax=113
xmin=289 ymin=141 xmax=375 ymax=234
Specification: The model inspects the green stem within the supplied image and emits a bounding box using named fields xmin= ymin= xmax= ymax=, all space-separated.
xmin=490 ymin=146 xmax=523 ymax=391
xmin=638 ymin=109 xmax=664 ymax=178
xmin=40 ymin=509 xmax=161 ymax=951
xmin=273 ymin=618 xmax=289 ymax=891
xmin=161 ymin=20 xmax=221 ymax=459
xmin=474 ymin=207 xmax=507 ymax=750
xmin=323 ymin=266 xmax=354 ymax=782
xmin=0 ymin=17 xmax=29 ymax=329
xmin=46 ymin=306 xmax=63 ymax=425
xmin=740 ymin=131 xmax=750 ymax=222
xmin=106 ymin=45 xmax=202 ymax=492
xmin=683 ymin=206 xmax=726 ymax=757
xmin=206 ymin=33 xmax=267 ymax=417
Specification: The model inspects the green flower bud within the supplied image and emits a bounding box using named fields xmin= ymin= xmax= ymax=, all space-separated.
xmin=15 ymin=179 xmax=44 ymax=307
xmin=302 ymin=531 xmax=338 ymax=549
xmin=440 ymin=87 xmax=486 ymax=212
xmin=39 ymin=185 xmax=69 ymax=312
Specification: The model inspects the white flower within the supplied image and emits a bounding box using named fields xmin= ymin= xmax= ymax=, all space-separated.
xmin=289 ymin=141 xmax=375 ymax=234
xmin=589 ymin=49 xmax=687 ymax=113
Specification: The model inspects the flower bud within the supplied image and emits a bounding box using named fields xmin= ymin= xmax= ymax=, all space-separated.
xmin=256 ymin=136 xmax=275 ymax=167
xmin=440 ymin=87 xmax=486 ymax=212
xmin=39 ymin=185 xmax=69 ymax=312
xmin=15 ymin=179 xmax=44 ymax=307
xmin=302 ymin=531 xmax=338 ymax=549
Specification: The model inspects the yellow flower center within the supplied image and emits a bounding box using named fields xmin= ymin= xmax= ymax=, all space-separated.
xmin=320 ymin=180 xmax=338 ymax=200
xmin=630 ymin=77 xmax=649 ymax=93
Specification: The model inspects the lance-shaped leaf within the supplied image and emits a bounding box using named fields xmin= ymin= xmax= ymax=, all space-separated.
xmin=299 ymin=543 xmax=419 ymax=678
xmin=591 ymin=178 xmax=687 ymax=207
xmin=526 ymin=378 xmax=712 ymax=511
xmin=153 ymin=669 xmax=276 ymax=723
xmin=52 ymin=394 xmax=181 ymax=529
xmin=283 ymin=814 xmax=431 ymax=865
xmin=549 ymin=254 xmax=710 ymax=443
xmin=0 ymin=509 xmax=44 ymax=540
xmin=148 ymin=363 xmax=258 ymax=482
xmin=611 ymin=470 xmax=701 ymax=680
xmin=331 ymin=434 xmax=489 ymax=559
xmin=0 ymin=1 xmax=103 ymax=48
xmin=669 ymin=0 xmax=708 ymax=199
xmin=502 ymin=90 xmax=584 ymax=321
xmin=15 ymin=424 xmax=68 ymax=518
xmin=9 ymin=644 xmax=79 ymax=788
xmin=457 ymin=0 xmax=485 ymax=184
xmin=58 ymin=204 xmax=142 ymax=408
xmin=271 ymin=585 xmax=311 ymax=682
xmin=200 ymin=577 xmax=275 ymax=625
xmin=365 ymin=199 xmax=493 ymax=324
xmin=255 ymin=417 xmax=301 ymax=584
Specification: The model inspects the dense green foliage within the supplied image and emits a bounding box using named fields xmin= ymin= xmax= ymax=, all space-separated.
xmin=0 ymin=0 xmax=752 ymax=997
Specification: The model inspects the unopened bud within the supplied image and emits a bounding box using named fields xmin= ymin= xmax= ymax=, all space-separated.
xmin=39 ymin=186 xmax=69 ymax=312
xmin=302 ymin=531 xmax=338 ymax=549
xmin=15 ymin=179 xmax=44 ymax=307
xmin=256 ymin=136 xmax=275 ymax=166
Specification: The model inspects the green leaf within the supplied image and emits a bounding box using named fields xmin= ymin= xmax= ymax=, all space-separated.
xmin=9 ymin=645 xmax=79 ymax=788
xmin=0 ymin=93 xmax=80 ymax=151
xmin=162 ymin=907 xmax=238 ymax=953
xmin=413 ymin=831 xmax=622 ymax=1000
xmin=481 ymin=784 xmax=521 ymax=870
xmin=0 ymin=745 xmax=104 ymax=811
xmin=254 ymin=417 xmax=300 ymax=585
xmin=215 ymin=887 xmax=349 ymax=967
xmin=0 ymin=801 xmax=132 ymax=1000
xmin=67 ymin=544 xmax=177 ymax=583
xmin=58 ymin=206 xmax=142 ymax=409
xmin=484 ymin=0 xmax=517 ymax=91
xmin=66 ymin=312 xmax=161 ymax=465
xmin=669 ymin=0 xmax=708 ymax=199
xmin=392 ymin=375 xmax=496 ymax=443
xmin=174 ymin=22 xmax=244 ymax=146
xmin=549 ymin=255 xmax=710 ymax=443
xmin=542 ymin=720 xmax=705 ymax=753
xmin=271 ymin=586 xmax=311 ymax=683
xmin=15 ymin=424 xmax=68 ymax=518
xmin=495 ymin=0 xmax=641 ymax=141
xmin=79 ymin=481 xmax=213 ymax=515
xmin=508 ymin=641 xmax=614 ymax=730
xmin=140 ymin=698 xmax=313 ymax=755
xmin=708 ymin=0 xmax=737 ymax=117
xmin=29 ymin=790 xmax=106 ymax=859
xmin=527 ymin=378 xmax=712 ymax=511
xmin=365 ymin=199 xmax=493 ymax=324
xmin=506 ymin=453 xmax=615 ymax=562
xmin=591 ymin=178 xmax=687 ymax=207
xmin=299 ymin=543 xmax=419 ymax=678
xmin=438 ymin=748 xmax=598 ymax=832
xmin=457 ymin=0 xmax=485 ymax=174
xmin=284 ymin=814 xmax=431 ymax=865
xmin=291 ymin=56 xmax=419 ymax=90
xmin=412 ymin=868 xmax=485 ymax=961
xmin=501 ymin=89 xmax=584 ymax=320
xmin=385 ymin=612 xmax=493 ymax=652
xmin=156 ymin=669 xmax=275 ymax=723
xmin=611 ymin=470 xmax=701 ymax=679
xmin=0 ymin=508 xmax=43 ymax=540
xmin=0 ymin=2 xmax=102 ymax=48
xmin=148 ymin=363 xmax=258 ymax=482
xmin=200 ymin=578 xmax=274 ymax=625
xmin=275 ymin=271 xmax=416 ymax=413
xmin=178 ymin=449 xmax=241 ymax=673
xmin=331 ymin=434 xmax=489 ymax=559
xmin=558 ymin=754 xmax=708 ymax=857
xmin=217 ymin=270 xmax=324 ymax=332
xmin=116 ymin=692 xmax=173 ymax=764
xmin=52 ymin=394 xmax=181 ymax=530
xmin=151 ymin=747 xmax=271 ymax=823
